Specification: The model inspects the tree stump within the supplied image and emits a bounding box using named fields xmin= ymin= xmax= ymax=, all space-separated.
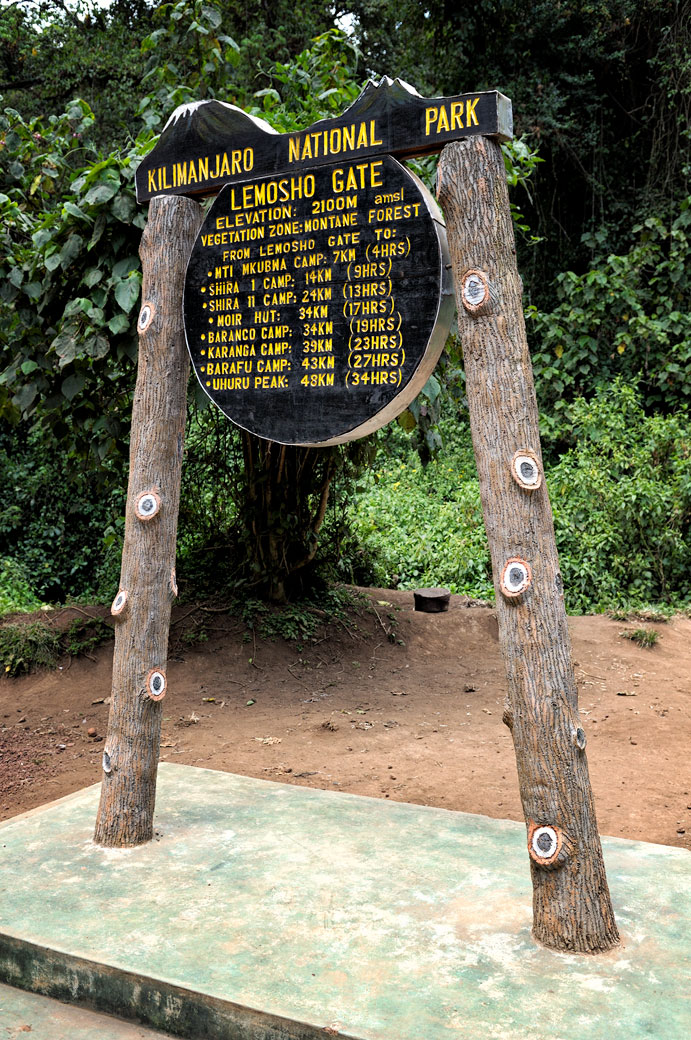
xmin=438 ymin=138 xmax=619 ymax=953
xmin=94 ymin=194 xmax=203 ymax=847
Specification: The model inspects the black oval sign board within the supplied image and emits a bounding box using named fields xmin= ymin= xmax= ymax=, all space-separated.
xmin=184 ymin=154 xmax=453 ymax=446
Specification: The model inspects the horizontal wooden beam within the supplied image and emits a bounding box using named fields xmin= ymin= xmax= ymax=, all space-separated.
xmin=136 ymin=78 xmax=512 ymax=203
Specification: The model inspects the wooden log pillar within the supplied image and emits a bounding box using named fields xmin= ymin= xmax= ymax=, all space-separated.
xmin=94 ymin=194 xmax=203 ymax=847
xmin=437 ymin=138 xmax=619 ymax=953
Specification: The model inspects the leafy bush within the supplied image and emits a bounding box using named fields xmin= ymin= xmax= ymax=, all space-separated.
xmin=0 ymin=558 xmax=44 ymax=617
xmin=0 ymin=620 xmax=60 ymax=677
xmin=350 ymin=419 xmax=493 ymax=598
xmin=0 ymin=427 xmax=123 ymax=604
xmin=530 ymin=198 xmax=691 ymax=429
xmin=350 ymin=382 xmax=691 ymax=612
xmin=0 ymin=614 xmax=113 ymax=676
xmin=619 ymin=628 xmax=660 ymax=649
xmin=548 ymin=381 xmax=691 ymax=611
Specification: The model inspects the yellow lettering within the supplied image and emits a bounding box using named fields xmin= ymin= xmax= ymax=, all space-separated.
xmin=147 ymin=169 xmax=156 ymax=193
xmin=425 ymin=106 xmax=438 ymax=136
xmin=466 ymin=97 xmax=479 ymax=126
xmin=437 ymin=105 xmax=450 ymax=132
xmin=370 ymin=120 xmax=382 ymax=146
xmin=342 ymin=125 xmax=355 ymax=152
xmin=219 ymin=153 xmax=231 ymax=177
xmin=356 ymin=122 xmax=369 ymax=148
xmin=451 ymin=101 xmax=464 ymax=130
xmin=288 ymin=137 xmax=299 ymax=162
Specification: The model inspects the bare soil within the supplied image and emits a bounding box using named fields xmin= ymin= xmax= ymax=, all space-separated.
xmin=1 ymin=589 xmax=689 ymax=849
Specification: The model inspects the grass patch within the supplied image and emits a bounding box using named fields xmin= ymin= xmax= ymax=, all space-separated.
xmin=619 ymin=627 xmax=660 ymax=649
xmin=0 ymin=614 xmax=113 ymax=677
xmin=608 ymin=607 xmax=672 ymax=623
xmin=241 ymin=585 xmax=361 ymax=647
xmin=0 ymin=621 xmax=61 ymax=677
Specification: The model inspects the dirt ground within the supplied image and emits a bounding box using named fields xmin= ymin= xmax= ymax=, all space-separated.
xmin=1 ymin=588 xmax=689 ymax=850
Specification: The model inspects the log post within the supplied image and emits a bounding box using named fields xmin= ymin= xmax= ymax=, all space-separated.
xmin=94 ymin=194 xmax=203 ymax=847
xmin=437 ymin=138 xmax=619 ymax=953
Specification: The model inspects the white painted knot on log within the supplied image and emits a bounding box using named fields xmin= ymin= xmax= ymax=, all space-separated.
xmin=527 ymin=821 xmax=573 ymax=870
xmin=134 ymin=490 xmax=161 ymax=522
xmin=146 ymin=668 xmax=167 ymax=701
xmin=102 ymin=749 xmax=113 ymax=775
xmin=137 ymin=302 xmax=155 ymax=333
xmin=500 ymin=557 xmax=532 ymax=598
xmin=572 ymin=726 xmax=587 ymax=751
xmin=511 ymin=449 xmax=542 ymax=491
xmin=460 ymin=269 xmax=491 ymax=315
xmin=111 ymin=589 xmax=128 ymax=617
xmin=170 ymin=568 xmax=178 ymax=598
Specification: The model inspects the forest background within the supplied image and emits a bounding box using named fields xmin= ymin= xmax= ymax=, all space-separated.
xmin=0 ymin=0 xmax=689 ymax=626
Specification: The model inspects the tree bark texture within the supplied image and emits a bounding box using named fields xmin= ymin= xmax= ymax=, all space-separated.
xmin=239 ymin=433 xmax=339 ymax=602
xmin=94 ymin=195 xmax=203 ymax=847
xmin=438 ymin=138 xmax=619 ymax=953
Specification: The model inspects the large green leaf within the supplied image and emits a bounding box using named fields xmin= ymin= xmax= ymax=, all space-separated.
xmin=51 ymin=327 xmax=79 ymax=366
xmin=13 ymin=383 xmax=38 ymax=411
xmin=110 ymin=192 xmax=136 ymax=223
xmin=59 ymin=234 xmax=84 ymax=269
xmin=114 ymin=274 xmax=141 ymax=313
xmin=84 ymin=334 xmax=110 ymax=359
xmin=107 ymin=313 xmax=130 ymax=334
xmin=63 ymin=201 xmax=92 ymax=223
xmin=83 ymin=267 xmax=103 ymax=288
xmin=83 ymin=168 xmax=121 ymax=205
xmin=61 ymin=371 xmax=86 ymax=401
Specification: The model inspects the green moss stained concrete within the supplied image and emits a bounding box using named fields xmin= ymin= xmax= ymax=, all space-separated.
xmin=0 ymin=763 xmax=689 ymax=1040
xmin=0 ymin=981 xmax=176 ymax=1040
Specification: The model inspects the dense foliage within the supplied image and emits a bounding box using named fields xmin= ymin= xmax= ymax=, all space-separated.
xmin=353 ymin=382 xmax=691 ymax=613
xmin=0 ymin=0 xmax=689 ymax=614
xmin=349 ymin=0 xmax=690 ymax=297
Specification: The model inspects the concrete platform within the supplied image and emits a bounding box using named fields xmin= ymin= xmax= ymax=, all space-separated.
xmin=0 ymin=763 xmax=689 ymax=1040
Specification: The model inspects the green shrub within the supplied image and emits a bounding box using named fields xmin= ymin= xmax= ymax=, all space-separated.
xmin=350 ymin=382 xmax=690 ymax=613
xmin=0 ymin=558 xmax=44 ymax=617
xmin=350 ymin=420 xmax=493 ymax=598
xmin=0 ymin=614 xmax=113 ymax=676
xmin=530 ymin=197 xmax=691 ymax=429
xmin=548 ymin=381 xmax=690 ymax=611
xmin=0 ymin=427 xmax=124 ymax=604
xmin=619 ymin=628 xmax=660 ymax=649
xmin=0 ymin=620 xmax=60 ymax=676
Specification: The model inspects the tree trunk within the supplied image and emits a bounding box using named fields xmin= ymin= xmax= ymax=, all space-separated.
xmin=94 ymin=194 xmax=203 ymax=847
xmin=239 ymin=434 xmax=339 ymax=603
xmin=438 ymin=138 xmax=619 ymax=953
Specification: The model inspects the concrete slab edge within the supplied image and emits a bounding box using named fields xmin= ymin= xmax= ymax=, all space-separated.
xmin=0 ymin=933 xmax=363 ymax=1040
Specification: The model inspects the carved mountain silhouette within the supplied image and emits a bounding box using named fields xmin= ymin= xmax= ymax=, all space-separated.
xmin=135 ymin=79 xmax=510 ymax=201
